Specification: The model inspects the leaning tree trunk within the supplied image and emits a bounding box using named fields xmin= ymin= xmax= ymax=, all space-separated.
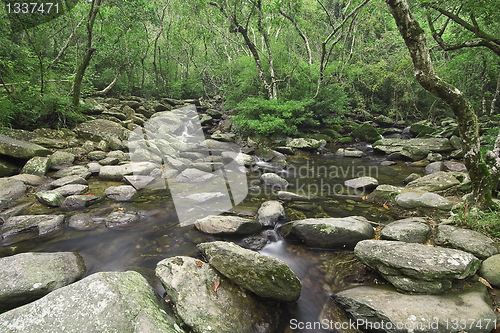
xmin=72 ymin=0 xmax=102 ymax=107
xmin=386 ymin=0 xmax=499 ymax=209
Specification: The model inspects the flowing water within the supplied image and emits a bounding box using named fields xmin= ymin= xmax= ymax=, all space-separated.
xmin=0 ymin=146 xmax=425 ymax=332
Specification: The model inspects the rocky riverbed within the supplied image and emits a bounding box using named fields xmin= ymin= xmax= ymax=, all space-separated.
xmin=0 ymin=96 xmax=499 ymax=332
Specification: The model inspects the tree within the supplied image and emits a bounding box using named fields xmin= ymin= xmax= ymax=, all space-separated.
xmin=71 ymin=0 xmax=103 ymax=106
xmin=386 ymin=0 xmax=500 ymax=209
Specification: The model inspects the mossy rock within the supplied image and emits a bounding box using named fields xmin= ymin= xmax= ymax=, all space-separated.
xmin=338 ymin=137 xmax=353 ymax=144
xmin=352 ymin=122 xmax=382 ymax=143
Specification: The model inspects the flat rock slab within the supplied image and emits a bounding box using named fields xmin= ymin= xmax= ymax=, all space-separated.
xmin=198 ymin=241 xmax=301 ymax=302
xmin=0 ymin=252 xmax=86 ymax=312
xmin=174 ymin=168 xmax=215 ymax=183
xmin=333 ymin=283 xmax=496 ymax=333
xmin=156 ymin=256 xmax=278 ymax=333
xmin=221 ymin=151 xmax=254 ymax=166
xmin=10 ymin=174 xmax=47 ymax=186
xmin=75 ymin=119 xmax=131 ymax=142
xmin=99 ymin=162 xmax=158 ymax=180
xmin=0 ymin=133 xmax=51 ymax=159
xmin=286 ymin=138 xmax=323 ymax=149
xmin=280 ymin=216 xmax=375 ymax=249
xmin=0 ymin=271 xmax=182 ymax=333
xmin=0 ymin=178 xmax=26 ymax=202
xmin=124 ymin=175 xmax=154 ymax=190
xmin=105 ymin=211 xmax=140 ymax=228
xmin=194 ymin=215 xmax=262 ymax=236
xmin=53 ymin=166 xmax=91 ymax=180
xmin=49 ymin=175 xmax=88 ymax=189
xmin=52 ymin=184 xmax=89 ymax=196
xmin=405 ymin=171 xmax=460 ymax=192
xmin=105 ymin=185 xmax=137 ymax=201
xmin=437 ymin=225 xmax=499 ymax=260
xmin=60 ymin=195 xmax=102 ymax=211
xmin=395 ymin=192 xmax=452 ymax=210
xmin=277 ymin=191 xmax=308 ymax=201
xmin=344 ymin=177 xmax=378 ymax=191
xmin=380 ymin=218 xmax=431 ymax=243
xmin=257 ymin=201 xmax=285 ymax=227
xmin=355 ymin=240 xmax=481 ymax=294
xmin=1 ymin=215 xmax=65 ymax=244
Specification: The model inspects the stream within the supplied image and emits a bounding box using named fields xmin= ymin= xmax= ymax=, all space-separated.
xmin=0 ymin=145 xmax=426 ymax=332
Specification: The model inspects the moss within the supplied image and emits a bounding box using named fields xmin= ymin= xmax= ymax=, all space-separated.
xmin=338 ymin=137 xmax=353 ymax=144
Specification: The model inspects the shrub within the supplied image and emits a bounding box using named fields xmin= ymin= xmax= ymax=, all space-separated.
xmin=452 ymin=207 xmax=500 ymax=242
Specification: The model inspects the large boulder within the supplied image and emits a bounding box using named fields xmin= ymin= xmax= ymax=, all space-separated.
xmin=395 ymin=192 xmax=453 ymax=210
xmin=0 ymin=271 xmax=183 ymax=333
xmin=405 ymin=171 xmax=460 ymax=192
xmin=280 ymin=216 xmax=375 ymax=249
xmin=333 ymin=283 xmax=496 ymax=333
xmin=53 ymin=165 xmax=91 ymax=180
xmin=0 ymin=252 xmax=86 ymax=312
xmin=48 ymin=151 xmax=75 ymax=169
xmin=479 ymin=254 xmax=500 ymax=288
xmin=0 ymin=134 xmax=51 ymax=159
xmin=0 ymin=178 xmax=26 ymax=205
xmin=436 ymin=225 xmax=499 ymax=260
xmin=286 ymin=138 xmax=323 ymax=149
xmin=194 ymin=215 xmax=262 ymax=236
xmin=21 ymin=157 xmax=50 ymax=176
xmin=197 ymin=241 xmax=301 ymax=302
xmin=372 ymin=138 xmax=453 ymax=161
xmin=344 ymin=177 xmax=378 ymax=191
xmin=409 ymin=120 xmax=436 ymax=136
xmin=75 ymin=119 xmax=130 ymax=142
xmin=156 ymin=256 xmax=278 ymax=333
xmin=354 ymin=240 xmax=480 ymax=294
xmin=1 ymin=215 xmax=65 ymax=243
xmin=380 ymin=218 xmax=431 ymax=243
xmin=257 ymin=201 xmax=285 ymax=227
xmin=351 ymin=122 xmax=382 ymax=143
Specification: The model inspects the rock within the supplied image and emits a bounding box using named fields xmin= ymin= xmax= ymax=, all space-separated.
xmin=199 ymin=113 xmax=213 ymax=125
xmin=10 ymin=174 xmax=46 ymax=186
xmin=87 ymin=150 xmax=107 ymax=161
xmin=67 ymin=213 xmax=97 ymax=230
xmin=99 ymin=162 xmax=158 ymax=180
xmin=49 ymin=175 xmax=88 ymax=189
xmin=194 ymin=215 xmax=262 ymax=236
xmin=366 ymin=184 xmax=403 ymax=204
xmin=221 ymin=151 xmax=254 ymax=166
xmin=107 ymin=150 xmax=129 ymax=161
xmin=450 ymin=135 xmax=462 ymax=150
xmin=21 ymin=157 xmax=50 ymax=176
xmin=211 ymin=131 xmax=235 ymax=142
xmin=75 ymin=119 xmax=130 ymax=142
xmin=0 ymin=271 xmax=183 ymax=333
xmin=48 ymin=151 xmax=75 ymax=169
xmin=479 ymin=254 xmax=500 ymax=288
xmin=402 ymin=173 xmax=420 ymax=184
xmin=98 ymin=156 xmax=120 ymax=165
xmin=335 ymin=148 xmax=365 ymax=158
xmin=427 ymin=152 xmax=443 ymax=162
xmin=409 ymin=120 xmax=436 ymax=136
xmin=436 ymin=225 xmax=499 ymax=260
xmin=0 ymin=133 xmax=51 ymax=159
xmin=450 ymin=149 xmax=464 ymax=158
xmin=124 ymin=175 xmax=155 ymax=190
xmin=379 ymin=160 xmax=396 ymax=166
xmin=105 ymin=211 xmax=140 ymax=228
xmin=373 ymin=138 xmax=452 ymax=160
xmin=174 ymin=168 xmax=215 ymax=183
xmin=257 ymin=201 xmax=285 ymax=227
xmin=405 ymin=171 xmax=460 ymax=192
xmin=406 ymin=158 xmax=429 ymax=167
xmin=0 ymin=252 xmax=85 ymax=312
xmin=380 ymin=218 xmax=431 ymax=243
xmin=333 ymin=283 xmax=496 ymax=333
xmin=156 ymin=256 xmax=277 ymax=333
xmin=351 ymin=122 xmax=382 ymax=143
xmin=425 ymin=161 xmax=445 ymax=174
xmin=60 ymin=194 xmax=102 ymax=211
xmin=198 ymin=241 xmax=301 ymax=302
xmin=354 ymin=240 xmax=480 ymax=294
xmin=443 ymin=160 xmax=467 ymax=172
xmin=35 ymin=191 xmax=64 ymax=207
xmin=395 ymin=191 xmax=453 ymax=210
xmin=105 ymin=185 xmax=137 ymax=201
xmin=0 ymin=178 xmax=26 ymax=203
xmin=0 ymin=159 xmax=17 ymax=177
xmin=280 ymin=216 xmax=375 ymax=249
xmin=200 ymin=139 xmax=238 ymax=151
xmin=52 ymin=184 xmax=89 ymax=196
xmin=277 ymin=191 xmax=308 ymax=201
xmin=184 ymin=192 xmax=227 ymax=202
xmin=87 ymin=162 xmax=101 ymax=174
xmin=260 ymin=173 xmax=288 ymax=188
xmin=53 ymin=165 xmax=91 ymax=179
xmin=344 ymin=177 xmax=378 ymax=191
xmin=1 ymin=215 xmax=65 ymax=243
xmin=286 ymin=138 xmax=323 ymax=149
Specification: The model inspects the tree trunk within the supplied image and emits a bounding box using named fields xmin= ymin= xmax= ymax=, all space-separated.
xmin=491 ymin=69 xmax=500 ymax=115
xmin=72 ymin=0 xmax=103 ymax=107
xmin=93 ymin=67 xmax=120 ymax=96
xmin=386 ymin=0 xmax=499 ymax=209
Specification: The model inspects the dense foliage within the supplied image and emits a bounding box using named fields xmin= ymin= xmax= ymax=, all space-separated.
xmin=0 ymin=0 xmax=498 ymax=133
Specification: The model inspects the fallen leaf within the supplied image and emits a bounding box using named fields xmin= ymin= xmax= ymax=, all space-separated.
xmin=362 ymin=196 xmax=367 ymax=200
xmin=425 ymin=243 xmax=433 ymax=246
xmin=214 ymin=280 xmax=220 ymax=292
xmin=382 ymin=204 xmax=389 ymax=210
xmin=196 ymin=260 xmax=203 ymax=267
xmin=479 ymin=276 xmax=493 ymax=289
xmin=88 ymin=194 xmax=95 ymax=196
